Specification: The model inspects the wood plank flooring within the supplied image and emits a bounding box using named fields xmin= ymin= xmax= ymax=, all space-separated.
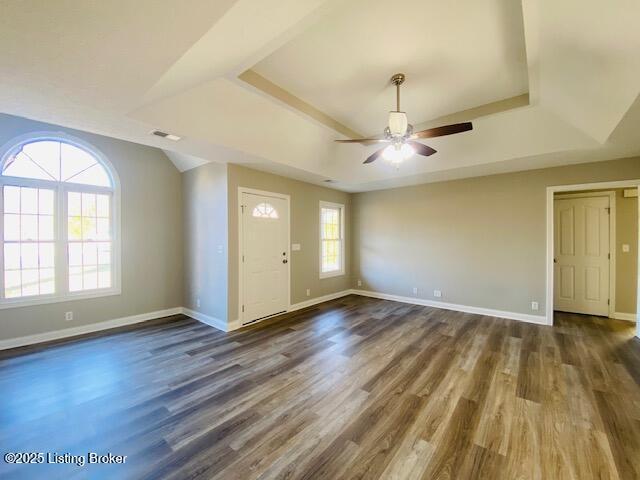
xmin=1 ymin=295 xmax=640 ymax=479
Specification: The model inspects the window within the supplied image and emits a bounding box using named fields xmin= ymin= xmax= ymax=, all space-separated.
xmin=0 ymin=134 xmax=119 ymax=308
xmin=252 ymin=202 xmax=278 ymax=219
xmin=67 ymin=192 xmax=112 ymax=291
xmin=3 ymin=186 xmax=55 ymax=298
xmin=319 ymin=201 xmax=345 ymax=278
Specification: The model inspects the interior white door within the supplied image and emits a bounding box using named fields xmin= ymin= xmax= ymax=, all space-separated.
xmin=241 ymin=192 xmax=289 ymax=324
xmin=554 ymin=195 xmax=610 ymax=316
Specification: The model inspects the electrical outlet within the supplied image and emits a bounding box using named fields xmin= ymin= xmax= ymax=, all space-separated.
xmin=531 ymin=301 xmax=539 ymax=311
xmin=65 ymin=311 xmax=73 ymax=321
xmin=357 ymin=280 xmax=362 ymax=287
xmin=412 ymin=287 xmax=418 ymax=295
xmin=196 ymin=298 xmax=201 ymax=308
xmin=433 ymin=290 xmax=442 ymax=298
xmin=622 ymin=244 xmax=630 ymax=253
xmin=217 ymin=245 xmax=223 ymax=254
xmin=306 ymin=289 xmax=311 ymax=297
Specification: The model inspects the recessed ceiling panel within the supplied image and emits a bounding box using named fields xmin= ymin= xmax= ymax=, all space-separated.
xmin=253 ymin=0 xmax=529 ymax=136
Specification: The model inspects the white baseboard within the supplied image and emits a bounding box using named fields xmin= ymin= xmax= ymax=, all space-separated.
xmin=1 ymin=288 xmax=580 ymax=351
xmin=0 ymin=307 xmax=183 ymax=351
xmin=288 ymin=290 xmax=353 ymax=313
xmin=225 ymin=290 xmax=353 ymax=332
xmin=350 ymin=289 xmax=550 ymax=326
xmin=612 ymin=311 xmax=637 ymax=322
xmin=230 ymin=289 xmax=550 ymax=331
xmin=181 ymin=307 xmax=228 ymax=332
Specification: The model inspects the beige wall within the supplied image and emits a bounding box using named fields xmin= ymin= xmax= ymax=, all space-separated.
xmin=0 ymin=114 xmax=183 ymax=341
xmin=227 ymin=164 xmax=351 ymax=324
xmin=1 ymin=114 xmax=637 ymax=343
xmin=182 ymin=162 xmax=228 ymax=322
xmin=616 ymin=188 xmax=639 ymax=313
xmin=352 ymin=157 xmax=640 ymax=317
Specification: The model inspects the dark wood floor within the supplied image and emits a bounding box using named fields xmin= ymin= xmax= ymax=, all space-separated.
xmin=1 ymin=295 xmax=640 ymax=479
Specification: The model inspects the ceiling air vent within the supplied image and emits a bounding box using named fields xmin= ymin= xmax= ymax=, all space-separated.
xmin=150 ymin=130 xmax=181 ymax=141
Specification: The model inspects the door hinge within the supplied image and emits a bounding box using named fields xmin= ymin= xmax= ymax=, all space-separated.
xmin=608 ymin=253 xmax=611 ymax=260
xmin=241 ymin=204 xmax=245 ymax=214
xmin=605 ymin=207 xmax=610 ymax=214
xmin=242 ymin=254 xmax=245 ymax=262
xmin=608 ymin=299 xmax=610 ymax=305
xmin=242 ymin=305 xmax=245 ymax=312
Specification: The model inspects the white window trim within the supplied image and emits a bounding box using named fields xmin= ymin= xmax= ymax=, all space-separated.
xmin=0 ymin=131 xmax=121 ymax=309
xmin=319 ymin=200 xmax=345 ymax=279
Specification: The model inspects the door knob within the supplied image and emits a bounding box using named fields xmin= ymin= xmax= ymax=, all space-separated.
xmin=282 ymin=259 xmax=288 ymax=264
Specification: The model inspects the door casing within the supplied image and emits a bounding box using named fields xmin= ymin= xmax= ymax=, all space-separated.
xmin=238 ymin=187 xmax=290 ymax=326
xmin=546 ymin=179 xmax=640 ymax=328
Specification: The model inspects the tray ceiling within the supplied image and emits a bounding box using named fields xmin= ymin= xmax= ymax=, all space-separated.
xmin=0 ymin=0 xmax=639 ymax=192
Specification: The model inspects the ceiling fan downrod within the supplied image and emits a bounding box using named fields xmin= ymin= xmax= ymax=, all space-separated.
xmin=390 ymin=73 xmax=405 ymax=112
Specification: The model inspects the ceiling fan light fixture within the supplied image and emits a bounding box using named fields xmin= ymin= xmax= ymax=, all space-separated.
xmin=383 ymin=142 xmax=414 ymax=164
xmin=388 ymin=111 xmax=408 ymax=136
xmin=334 ymin=73 xmax=472 ymax=166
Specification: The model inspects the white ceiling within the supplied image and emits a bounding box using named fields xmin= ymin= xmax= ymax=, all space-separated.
xmin=0 ymin=0 xmax=639 ymax=192
xmin=253 ymin=0 xmax=530 ymax=136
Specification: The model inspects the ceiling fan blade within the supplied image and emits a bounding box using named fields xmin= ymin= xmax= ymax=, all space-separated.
xmin=364 ymin=147 xmax=386 ymax=164
xmin=412 ymin=122 xmax=472 ymax=139
xmin=335 ymin=138 xmax=389 ymax=145
xmin=408 ymin=141 xmax=437 ymax=157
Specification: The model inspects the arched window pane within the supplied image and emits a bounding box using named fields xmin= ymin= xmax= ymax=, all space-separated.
xmin=3 ymin=151 xmax=53 ymax=181
xmin=2 ymin=140 xmax=111 ymax=188
xmin=65 ymin=162 xmax=111 ymax=187
xmin=252 ymin=202 xmax=278 ymax=219
xmin=61 ymin=143 xmax=99 ymax=182
xmin=22 ymin=140 xmax=60 ymax=180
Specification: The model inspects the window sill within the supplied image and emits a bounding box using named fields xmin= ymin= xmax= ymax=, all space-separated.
xmin=320 ymin=270 xmax=345 ymax=280
xmin=0 ymin=288 xmax=121 ymax=310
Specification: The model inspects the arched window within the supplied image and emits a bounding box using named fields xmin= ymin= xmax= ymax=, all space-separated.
xmin=252 ymin=202 xmax=279 ymax=219
xmin=0 ymin=133 xmax=120 ymax=307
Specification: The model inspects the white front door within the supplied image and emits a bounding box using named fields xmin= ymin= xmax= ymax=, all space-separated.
xmin=241 ymin=191 xmax=289 ymax=324
xmin=554 ymin=195 xmax=610 ymax=316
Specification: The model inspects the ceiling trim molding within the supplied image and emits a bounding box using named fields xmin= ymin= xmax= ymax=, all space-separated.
xmin=240 ymin=69 xmax=530 ymax=141
xmin=238 ymin=69 xmax=362 ymax=139
xmin=412 ymin=94 xmax=530 ymax=131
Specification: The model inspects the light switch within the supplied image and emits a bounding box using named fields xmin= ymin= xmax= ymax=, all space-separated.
xmin=622 ymin=244 xmax=630 ymax=253
xmin=291 ymin=243 xmax=301 ymax=251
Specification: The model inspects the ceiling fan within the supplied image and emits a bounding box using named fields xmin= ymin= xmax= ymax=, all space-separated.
xmin=335 ymin=73 xmax=473 ymax=165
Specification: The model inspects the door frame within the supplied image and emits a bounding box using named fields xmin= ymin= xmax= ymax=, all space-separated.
xmin=553 ymin=191 xmax=616 ymax=318
xmin=546 ymin=179 xmax=640 ymax=327
xmin=237 ymin=187 xmax=291 ymax=325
